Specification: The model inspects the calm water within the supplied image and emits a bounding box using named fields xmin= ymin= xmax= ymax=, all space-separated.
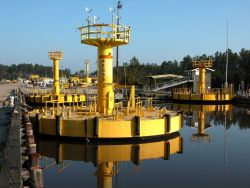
xmin=37 ymin=104 xmax=250 ymax=188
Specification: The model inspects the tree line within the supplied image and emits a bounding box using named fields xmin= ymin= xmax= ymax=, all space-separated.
xmin=117 ymin=48 xmax=250 ymax=89
xmin=0 ymin=63 xmax=71 ymax=80
xmin=0 ymin=48 xmax=249 ymax=90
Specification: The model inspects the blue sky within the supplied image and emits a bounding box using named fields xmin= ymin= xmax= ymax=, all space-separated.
xmin=0 ymin=0 xmax=249 ymax=73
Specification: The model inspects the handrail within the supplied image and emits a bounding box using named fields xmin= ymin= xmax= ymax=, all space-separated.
xmin=113 ymin=102 xmax=123 ymax=119
xmin=145 ymin=98 xmax=153 ymax=111
xmin=79 ymin=24 xmax=130 ymax=43
xmin=173 ymin=87 xmax=233 ymax=94
xmin=89 ymin=96 xmax=97 ymax=113
xmin=150 ymin=76 xmax=192 ymax=91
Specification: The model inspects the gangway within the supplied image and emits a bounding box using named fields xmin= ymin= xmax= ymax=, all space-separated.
xmin=149 ymin=76 xmax=193 ymax=92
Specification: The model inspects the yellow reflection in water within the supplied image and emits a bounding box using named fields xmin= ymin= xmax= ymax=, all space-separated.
xmin=37 ymin=134 xmax=182 ymax=188
xmin=173 ymin=104 xmax=231 ymax=143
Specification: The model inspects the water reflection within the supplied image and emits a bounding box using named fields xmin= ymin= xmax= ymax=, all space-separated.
xmin=37 ymin=133 xmax=183 ymax=188
xmin=36 ymin=104 xmax=250 ymax=187
xmin=173 ymin=104 xmax=231 ymax=143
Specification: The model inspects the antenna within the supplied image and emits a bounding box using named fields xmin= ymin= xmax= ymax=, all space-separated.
xmin=85 ymin=7 xmax=92 ymax=14
xmin=109 ymin=7 xmax=115 ymax=25
xmin=86 ymin=7 xmax=92 ymax=25
xmin=117 ymin=0 xmax=122 ymax=9
xmin=93 ymin=16 xmax=99 ymax=24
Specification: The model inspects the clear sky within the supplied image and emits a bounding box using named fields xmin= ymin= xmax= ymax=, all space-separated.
xmin=0 ymin=0 xmax=249 ymax=73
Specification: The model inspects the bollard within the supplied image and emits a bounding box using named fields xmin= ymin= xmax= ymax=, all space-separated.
xmin=27 ymin=135 xmax=35 ymax=144
xmin=30 ymin=153 xmax=40 ymax=167
xmin=29 ymin=143 xmax=37 ymax=155
xmin=27 ymin=129 xmax=34 ymax=136
xmin=30 ymin=166 xmax=44 ymax=188
xmin=25 ymin=124 xmax=33 ymax=132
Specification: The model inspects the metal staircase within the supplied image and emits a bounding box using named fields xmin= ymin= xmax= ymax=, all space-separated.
xmin=149 ymin=76 xmax=193 ymax=92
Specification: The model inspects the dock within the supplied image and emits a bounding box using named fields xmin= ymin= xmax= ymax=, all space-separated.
xmin=0 ymin=83 xmax=21 ymax=187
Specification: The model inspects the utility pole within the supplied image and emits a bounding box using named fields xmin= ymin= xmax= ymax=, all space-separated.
xmin=116 ymin=1 xmax=122 ymax=83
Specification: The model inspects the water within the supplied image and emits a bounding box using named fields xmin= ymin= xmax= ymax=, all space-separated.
xmin=37 ymin=104 xmax=250 ymax=188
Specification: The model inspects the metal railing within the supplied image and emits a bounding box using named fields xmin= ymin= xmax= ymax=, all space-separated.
xmin=89 ymin=96 xmax=97 ymax=113
xmin=192 ymin=59 xmax=212 ymax=68
xmin=145 ymin=98 xmax=153 ymax=111
xmin=173 ymin=87 xmax=233 ymax=94
xmin=135 ymin=97 xmax=142 ymax=115
xmin=113 ymin=102 xmax=123 ymax=120
xmin=48 ymin=51 xmax=63 ymax=60
xmin=150 ymin=76 xmax=193 ymax=92
xmin=79 ymin=24 xmax=130 ymax=44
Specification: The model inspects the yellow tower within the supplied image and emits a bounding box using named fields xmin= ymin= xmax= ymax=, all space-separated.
xmin=192 ymin=59 xmax=212 ymax=95
xmin=79 ymin=13 xmax=130 ymax=114
xmin=48 ymin=51 xmax=63 ymax=96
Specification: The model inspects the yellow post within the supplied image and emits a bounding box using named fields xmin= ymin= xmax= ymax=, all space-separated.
xmin=199 ymin=67 xmax=206 ymax=94
xmin=129 ymin=85 xmax=135 ymax=109
xmin=49 ymin=51 xmax=63 ymax=96
xmin=96 ymin=162 xmax=113 ymax=188
xmin=97 ymin=46 xmax=114 ymax=114
xmin=85 ymin=60 xmax=90 ymax=84
xmin=53 ymin=59 xmax=60 ymax=95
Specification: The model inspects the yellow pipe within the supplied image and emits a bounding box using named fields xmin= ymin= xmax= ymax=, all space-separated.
xmin=96 ymin=162 xmax=113 ymax=188
xmin=199 ymin=67 xmax=206 ymax=94
xmin=97 ymin=46 xmax=114 ymax=114
xmin=85 ymin=62 xmax=89 ymax=82
xmin=53 ymin=59 xmax=60 ymax=96
xmin=129 ymin=85 xmax=135 ymax=109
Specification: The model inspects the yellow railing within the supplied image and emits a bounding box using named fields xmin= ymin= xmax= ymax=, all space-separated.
xmin=192 ymin=59 xmax=212 ymax=68
xmin=32 ymin=89 xmax=52 ymax=95
xmin=145 ymin=98 xmax=153 ymax=111
xmin=89 ymin=96 xmax=97 ymax=113
xmin=113 ymin=102 xmax=123 ymax=120
xmin=135 ymin=97 xmax=142 ymax=116
xmin=48 ymin=51 xmax=63 ymax=60
xmin=44 ymin=100 xmax=60 ymax=116
xmin=173 ymin=87 xmax=233 ymax=94
xmin=173 ymin=88 xmax=192 ymax=94
xmin=79 ymin=24 xmax=130 ymax=44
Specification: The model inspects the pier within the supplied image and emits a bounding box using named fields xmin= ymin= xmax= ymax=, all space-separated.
xmin=0 ymin=83 xmax=21 ymax=187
